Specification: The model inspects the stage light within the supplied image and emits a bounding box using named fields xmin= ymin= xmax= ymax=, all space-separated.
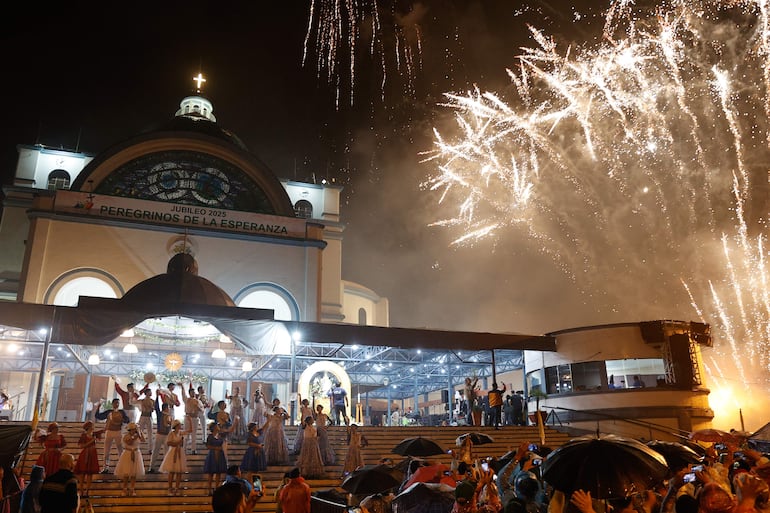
xmin=87 ymin=354 xmax=100 ymax=365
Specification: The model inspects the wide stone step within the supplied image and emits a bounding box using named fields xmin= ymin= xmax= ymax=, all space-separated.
xmin=13 ymin=421 xmax=572 ymax=513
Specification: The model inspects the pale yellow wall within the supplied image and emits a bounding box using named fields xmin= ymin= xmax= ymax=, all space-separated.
xmin=341 ymin=280 xmax=389 ymax=327
xmin=0 ymin=205 xmax=29 ymax=277
xmin=320 ymin=228 xmax=344 ymax=322
xmin=20 ymin=216 xmax=323 ymax=318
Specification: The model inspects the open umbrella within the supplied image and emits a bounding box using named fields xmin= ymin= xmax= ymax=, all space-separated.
xmin=540 ymin=434 xmax=669 ymax=498
xmin=646 ymin=441 xmax=702 ymax=473
xmin=341 ymin=464 xmax=403 ymax=495
xmin=393 ymin=482 xmax=456 ymax=513
xmin=456 ymin=432 xmax=495 ymax=446
xmin=689 ymin=429 xmax=738 ymax=444
xmin=392 ymin=437 xmax=446 ymax=457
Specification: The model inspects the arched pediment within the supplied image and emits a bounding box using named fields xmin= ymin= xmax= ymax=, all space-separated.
xmin=71 ymin=133 xmax=295 ymax=216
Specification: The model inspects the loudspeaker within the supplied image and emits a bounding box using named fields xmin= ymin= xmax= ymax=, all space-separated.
xmin=690 ymin=322 xmax=712 ymax=347
xmin=441 ymin=390 xmax=449 ymax=403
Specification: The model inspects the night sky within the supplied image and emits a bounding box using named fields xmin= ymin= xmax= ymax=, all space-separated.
xmin=1 ymin=1 xmax=617 ymax=335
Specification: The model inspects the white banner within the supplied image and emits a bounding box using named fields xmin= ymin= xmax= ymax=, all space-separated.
xmin=54 ymin=191 xmax=308 ymax=239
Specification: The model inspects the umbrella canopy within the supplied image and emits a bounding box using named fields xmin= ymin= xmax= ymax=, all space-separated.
xmin=689 ymin=429 xmax=738 ymax=444
xmin=392 ymin=437 xmax=446 ymax=457
xmin=393 ymin=482 xmax=456 ymax=513
xmin=646 ymin=441 xmax=702 ymax=473
xmin=456 ymin=432 xmax=495 ymax=446
xmin=541 ymin=435 xmax=669 ymax=498
xmin=341 ymin=464 xmax=403 ymax=495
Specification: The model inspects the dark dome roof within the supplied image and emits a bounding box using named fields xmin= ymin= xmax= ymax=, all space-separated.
xmin=142 ymin=115 xmax=248 ymax=151
xmin=121 ymin=254 xmax=235 ymax=307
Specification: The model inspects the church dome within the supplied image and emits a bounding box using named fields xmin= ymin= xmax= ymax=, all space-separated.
xmin=121 ymin=253 xmax=235 ymax=307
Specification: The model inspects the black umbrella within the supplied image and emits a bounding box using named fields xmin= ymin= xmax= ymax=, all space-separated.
xmin=341 ymin=464 xmax=403 ymax=495
xmin=456 ymin=432 xmax=495 ymax=446
xmin=393 ymin=482 xmax=456 ymax=513
xmin=541 ymin=435 xmax=669 ymax=498
xmin=392 ymin=437 xmax=446 ymax=457
xmin=646 ymin=441 xmax=702 ymax=473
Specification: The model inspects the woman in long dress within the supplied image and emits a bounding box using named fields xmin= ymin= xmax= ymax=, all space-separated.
xmin=74 ymin=421 xmax=102 ymax=496
xmin=240 ymin=422 xmax=267 ymax=474
xmin=203 ymin=422 xmax=228 ymax=495
xmin=264 ymin=402 xmax=289 ymax=465
xmin=226 ymin=387 xmax=246 ymax=443
xmin=292 ymin=397 xmax=313 ymax=455
xmin=159 ymin=419 xmax=187 ymax=496
xmin=34 ymin=423 xmax=67 ymax=475
xmin=315 ymin=404 xmax=335 ymax=465
xmin=296 ymin=416 xmax=325 ymax=479
xmin=342 ymin=423 xmax=367 ymax=476
xmin=114 ymin=422 xmax=145 ymax=496
xmin=251 ymin=389 xmax=266 ymax=429
xmin=214 ymin=400 xmax=232 ymax=459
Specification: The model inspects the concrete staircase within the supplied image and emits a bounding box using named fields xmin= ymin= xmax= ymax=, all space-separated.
xmin=14 ymin=422 xmax=573 ymax=512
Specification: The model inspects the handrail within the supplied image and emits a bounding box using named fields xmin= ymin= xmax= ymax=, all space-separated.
xmin=541 ymin=405 xmax=693 ymax=441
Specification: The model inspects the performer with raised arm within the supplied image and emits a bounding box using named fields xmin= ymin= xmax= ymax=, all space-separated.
xmin=95 ymin=398 xmax=129 ymax=474
xmin=158 ymin=382 xmax=181 ymax=418
xmin=112 ymin=376 xmax=142 ymax=423
xmin=137 ymin=388 xmax=155 ymax=452
xmin=251 ymin=388 xmax=266 ymax=430
xmin=148 ymin=396 xmax=172 ymax=473
xmin=182 ymin=382 xmax=203 ymax=454
xmin=196 ymin=385 xmax=210 ymax=445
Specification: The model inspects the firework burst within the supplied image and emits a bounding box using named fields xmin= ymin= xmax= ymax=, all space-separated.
xmin=303 ymin=0 xmax=424 ymax=107
xmin=425 ymin=0 xmax=770 ymax=428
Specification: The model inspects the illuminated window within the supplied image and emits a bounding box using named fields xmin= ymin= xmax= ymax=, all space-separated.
xmin=294 ymin=200 xmax=313 ymax=219
xmin=237 ymin=288 xmax=295 ymax=321
xmin=53 ymin=276 xmax=118 ymax=306
xmin=47 ymin=169 xmax=71 ymax=190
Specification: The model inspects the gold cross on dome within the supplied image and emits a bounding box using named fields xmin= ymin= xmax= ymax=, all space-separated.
xmin=193 ymin=72 xmax=206 ymax=91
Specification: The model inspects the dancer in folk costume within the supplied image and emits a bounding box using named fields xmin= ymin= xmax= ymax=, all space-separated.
xmin=342 ymin=423 xmax=368 ymax=476
xmin=292 ymin=396 xmax=314 ymax=455
xmin=137 ymin=388 xmax=155 ymax=453
xmin=214 ymin=400 xmax=233 ymax=459
xmin=240 ymin=422 xmax=267 ymax=474
xmin=181 ymin=383 xmax=203 ymax=454
xmin=196 ymin=385 xmax=211 ymax=446
xmin=264 ymin=402 xmax=290 ymax=465
xmin=314 ymin=404 xmax=336 ymax=465
xmin=34 ymin=422 xmax=67 ymax=475
xmin=251 ymin=388 xmax=266 ymax=429
xmin=159 ymin=419 xmax=187 ymax=496
xmin=226 ymin=387 xmax=247 ymax=443
xmin=204 ymin=422 xmax=228 ymax=495
xmin=149 ymin=398 xmax=172 ymax=473
xmin=73 ymin=421 xmax=103 ymax=496
xmin=296 ymin=416 xmax=325 ymax=479
xmin=114 ymin=422 xmax=145 ymax=496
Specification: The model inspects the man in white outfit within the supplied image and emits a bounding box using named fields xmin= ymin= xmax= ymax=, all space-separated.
xmin=196 ymin=385 xmax=210 ymax=443
xmin=182 ymin=383 xmax=203 ymax=454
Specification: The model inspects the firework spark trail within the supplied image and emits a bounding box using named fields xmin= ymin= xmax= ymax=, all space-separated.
xmin=425 ymin=0 xmax=770 ymax=413
xmin=304 ymin=0 xmax=424 ymax=106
